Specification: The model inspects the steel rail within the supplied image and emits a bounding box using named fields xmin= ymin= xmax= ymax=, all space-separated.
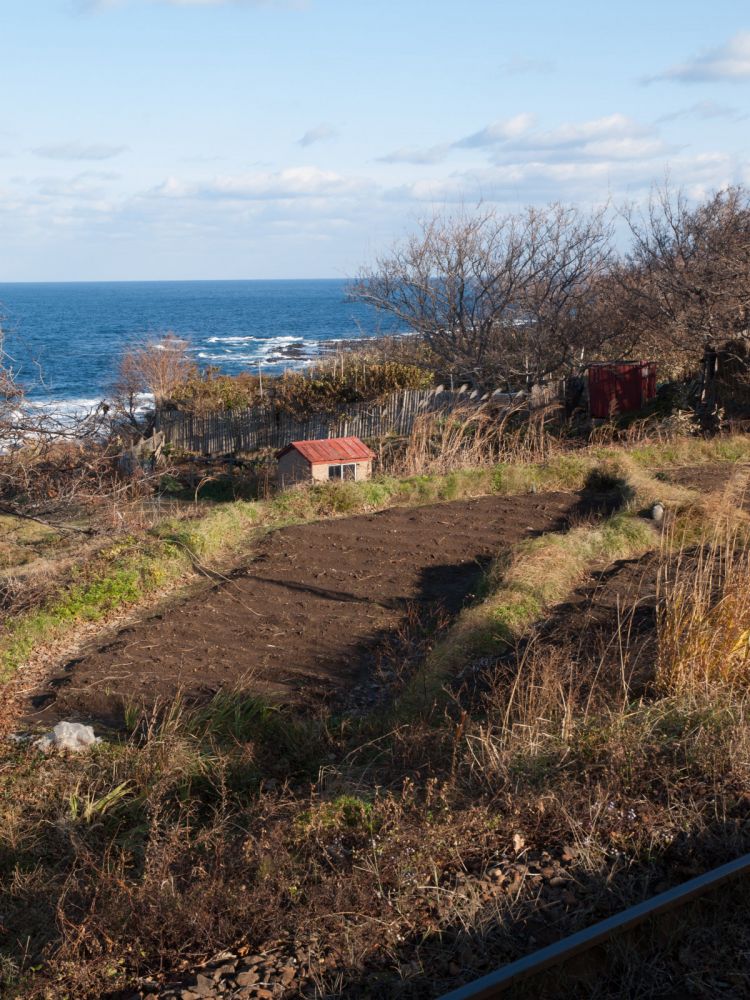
xmin=439 ymin=851 xmax=750 ymax=1000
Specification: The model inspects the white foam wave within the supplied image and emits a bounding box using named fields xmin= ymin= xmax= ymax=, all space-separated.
xmin=28 ymin=397 xmax=106 ymax=415
xmin=204 ymin=334 xmax=314 ymax=347
xmin=26 ymin=392 xmax=155 ymax=421
xmin=326 ymin=329 xmax=414 ymax=343
xmin=205 ymin=335 xmax=264 ymax=344
xmin=197 ymin=352 xmax=311 ymax=365
xmin=197 ymin=336 xmax=321 ymax=367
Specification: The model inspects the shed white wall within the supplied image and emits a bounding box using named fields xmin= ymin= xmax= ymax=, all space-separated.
xmin=310 ymin=460 xmax=372 ymax=482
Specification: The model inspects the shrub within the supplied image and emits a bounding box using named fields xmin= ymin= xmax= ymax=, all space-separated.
xmin=167 ymin=360 xmax=433 ymax=417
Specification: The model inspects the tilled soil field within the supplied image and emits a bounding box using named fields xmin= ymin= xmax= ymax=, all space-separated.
xmin=534 ymin=550 xmax=660 ymax=694
xmin=26 ymin=492 xmax=577 ymax=726
xmin=660 ymin=461 xmax=750 ymax=504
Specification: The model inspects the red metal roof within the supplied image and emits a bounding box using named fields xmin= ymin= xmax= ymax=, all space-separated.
xmin=277 ymin=436 xmax=376 ymax=465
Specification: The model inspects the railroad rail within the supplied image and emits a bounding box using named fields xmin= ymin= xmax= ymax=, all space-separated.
xmin=439 ymin=852 xmax=750 ymax=999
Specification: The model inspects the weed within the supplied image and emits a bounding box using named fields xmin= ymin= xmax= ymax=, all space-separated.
xmin=4 ymin=433 xmax=750 ymax=682
xmin=67 ymin=781 xmax=134 ymax=824
xmin=4 ymin=434 xmax=750 ymax=996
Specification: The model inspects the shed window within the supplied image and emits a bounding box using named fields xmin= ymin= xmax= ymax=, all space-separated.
xmin=328 ymin=463 xmax=356 ymax=481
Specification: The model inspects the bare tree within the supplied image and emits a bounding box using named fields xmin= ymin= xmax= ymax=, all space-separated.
xmin=621 ymin=183 xmax=750 ymax=371
xmin=349 ymin=202 xmax=614 ymax=386
xmin=495 ymin=203 xmax=614 ymax=382
xmin=112 ymin=333 xmax=196 ymax=432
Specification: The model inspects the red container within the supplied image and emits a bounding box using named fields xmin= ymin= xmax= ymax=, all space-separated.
xmin=588 ymin=361 xmax=657 ymax=419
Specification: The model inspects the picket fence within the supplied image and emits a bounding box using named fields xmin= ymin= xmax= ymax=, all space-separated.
xmin=154 ymin=382 xmax=563 ymax=457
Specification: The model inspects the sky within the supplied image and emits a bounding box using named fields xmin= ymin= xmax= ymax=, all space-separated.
xmin=0 ymin=0 xmax=748 ymax=281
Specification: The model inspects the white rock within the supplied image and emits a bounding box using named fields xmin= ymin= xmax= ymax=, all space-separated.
xmin=35 ymin=721 xmax=100 ymax=753
xmin=651 ymin=502 xmax=665 ymax=525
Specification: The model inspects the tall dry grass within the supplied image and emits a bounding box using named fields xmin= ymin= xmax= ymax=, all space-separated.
xmin=386 ymin=403 xmax=559 ymax=477
xmin=656 ymin=528 xmax=750 ymax=694
xmin=464 ymin=644 xmax=586 ymax=788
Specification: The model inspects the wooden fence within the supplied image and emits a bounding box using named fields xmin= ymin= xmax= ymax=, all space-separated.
xmin=154 ymin=382 xmax=563 ymax=457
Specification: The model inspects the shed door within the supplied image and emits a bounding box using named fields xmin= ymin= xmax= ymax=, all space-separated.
xmin=613 ymin=367 xmax=644 ymax=413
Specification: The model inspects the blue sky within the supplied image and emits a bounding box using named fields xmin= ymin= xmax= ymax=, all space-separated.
xmin=0 ymin=0 xmax=748 ymax=280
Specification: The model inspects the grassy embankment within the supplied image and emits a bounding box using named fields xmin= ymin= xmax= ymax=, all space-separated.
xmin=2 ymin=433 xmax=749 ymax=684
xmin=3 ymin=436 xmax=750 ymax=995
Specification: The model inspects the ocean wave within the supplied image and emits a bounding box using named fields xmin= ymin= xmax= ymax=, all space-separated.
xmin=196 ymin=352 xmax=311 ymax=365
xmin=196 ymin=336 xmax=322 ymax=366
xmin=26 ymin=393 xmax=155 ymax=420
xmin=205 ymin=335 xmax=264 ymax=344
xmin=204 ymin=335 xmax=304 ymax=345
xmin=324 ymin=330 xmax=415 ymax=345
xmin=28 ymin=397 xmax=107 ymax=414
xmin=203 ymin=334 xmax=318 ymax=347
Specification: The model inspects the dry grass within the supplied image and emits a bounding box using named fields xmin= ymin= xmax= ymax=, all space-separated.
xmin=383 ymin=403 xmax=559 ymax=477
xmin=657 ymin=528 xmax=750 ymax=694
xmin=5 ymin=672 xmax=750 ymax=999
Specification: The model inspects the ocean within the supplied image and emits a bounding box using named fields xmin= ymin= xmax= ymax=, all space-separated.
xmin=0 ymin=279 xmax=400 ymax=409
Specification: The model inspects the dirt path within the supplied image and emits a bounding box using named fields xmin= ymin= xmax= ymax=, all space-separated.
xmin=25 ymin=492 xmax=578 ymax=726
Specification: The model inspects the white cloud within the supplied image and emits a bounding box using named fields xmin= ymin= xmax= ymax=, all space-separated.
xmin=377 ymin=143 xmax=451 ymax=165
xmin=648 ymin=31 xmax=750 ymax=83
xmin=388 ymin=151 xmax=736 ymax=206
xmin=377 ymin=112 xmax=671 ymax=172
xmin=33 ymin=171 xmax=120 ymax=199
xmin=656 ymin=100 xmax=746 ymax=123
xmin=1 ymin=143 xmax=745 ymax=280
xmin=455 ymin=113 xmax=537 ymax=148
xmin=32 ymin=141 xmax=127 ymax=161
xmin=454 ymin=113 xmax=670 ymax=163
xmin=521 ymin=114 xmax=649 ymax=146
xmin=297 ymin=123 xmax=338 ymax=147
xmin=152 ymin=165 xmax=372 ymax=200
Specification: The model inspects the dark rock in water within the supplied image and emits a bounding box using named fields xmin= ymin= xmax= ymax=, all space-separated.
xmin=266 ymin=341 xmax=310 ymax=363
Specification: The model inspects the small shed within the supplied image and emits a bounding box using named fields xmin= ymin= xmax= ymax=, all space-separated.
xmin=276 ymin=436 xmax=376 ymax=485
xmin=588 ymin=361 xmax=657 ymax=418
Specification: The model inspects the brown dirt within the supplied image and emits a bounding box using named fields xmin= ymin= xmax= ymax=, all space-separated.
xmin=657 ymin=461 xmax=750 ymax=513
xmin=659 ymin=463 xmax=737 ymax=494
xmin=25 ymin=492 xmax=577 ymax=727
xmin=535 ymin=550 xmax=660 ymax=694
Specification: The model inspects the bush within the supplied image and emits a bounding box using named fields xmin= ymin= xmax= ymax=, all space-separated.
xmin=167 ymin=360 xmax=433 ymax=416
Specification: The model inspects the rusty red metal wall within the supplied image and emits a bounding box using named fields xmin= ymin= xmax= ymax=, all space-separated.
xmin=588 ymin=361 xmax=657 ymax=418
